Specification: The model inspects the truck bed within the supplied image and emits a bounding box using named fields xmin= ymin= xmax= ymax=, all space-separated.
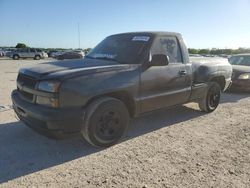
xmin=190 ymin=57 xmax=232 ymax=85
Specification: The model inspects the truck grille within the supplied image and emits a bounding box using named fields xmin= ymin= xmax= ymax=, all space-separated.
xmin=18 ymin=89 xmax=34 ymax=101
xmin=17 ymin=73 xmax=37 ymax=102
xmin=17 ymin=73 xmax=37 ymax=89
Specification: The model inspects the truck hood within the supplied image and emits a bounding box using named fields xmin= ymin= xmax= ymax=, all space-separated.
xmin=19 ymin=58 xmax=136 ymax=80
xmin=232 ymin=65 xmax=250 ymax=73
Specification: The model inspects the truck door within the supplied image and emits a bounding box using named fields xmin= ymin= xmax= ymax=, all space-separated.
xmin=29 ymin=48 xmax=36 ymax=58
xmin=19 ymin=48 xmax=29 ymax=58
xmin=139 ymin=36 xmax=192 ymax=113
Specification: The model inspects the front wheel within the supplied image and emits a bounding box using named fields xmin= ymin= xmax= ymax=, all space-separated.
xmin=81 ymin=97 xmax=130 ymax=147
xmin=13 ymin=54 xmax=19 ymax=60
xmin=198 ymin=82 xmax=221 ymax=112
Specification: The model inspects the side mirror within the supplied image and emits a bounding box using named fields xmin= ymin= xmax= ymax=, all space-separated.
xmin=150 ymin=54 xmax=169 ymax=66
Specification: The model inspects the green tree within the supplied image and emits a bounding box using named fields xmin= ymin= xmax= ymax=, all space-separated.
xmin=198 ymin=49 xmax=210 ymax=55
xmin=210 ymin=48 xmax=219 ymax=55
xmin=223 ymin=49 xmax=233 ymax=55
xmin=15 ymin=43 xmax=28 ymax=48
xmin=187 ymin=47 xmax=250 ymax=56
xmin=188 ymin=48 xmax=199 ymax=54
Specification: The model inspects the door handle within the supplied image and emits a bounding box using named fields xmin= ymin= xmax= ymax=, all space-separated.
xmin=179 ymin=70 xmax=187 ymax=76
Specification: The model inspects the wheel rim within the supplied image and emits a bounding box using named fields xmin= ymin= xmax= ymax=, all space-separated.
xmin=208 ymin=87 xmax=220 ymax=109
xmin=94 ymin=110 xmax=122 ymax=142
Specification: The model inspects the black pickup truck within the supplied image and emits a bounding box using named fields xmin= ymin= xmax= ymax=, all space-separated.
xmin=12 ymin=32 xmax=232 ymax=147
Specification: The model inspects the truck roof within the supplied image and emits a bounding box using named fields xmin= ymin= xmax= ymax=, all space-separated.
xmin=110 ymin=31 xmax=182 ymax=37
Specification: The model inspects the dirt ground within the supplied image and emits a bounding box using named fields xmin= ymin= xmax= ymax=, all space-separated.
xmin=0 ymin=58 xmax=249 ymax=188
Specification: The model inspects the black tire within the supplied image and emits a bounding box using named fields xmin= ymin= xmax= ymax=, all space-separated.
xmin=13 ymin=54 xmax=19 ymax=60
xmin=198 ymin=82 xmax=221 ymax=112
xmin=34 ymin=55 xmax=41 ymax=60
xmin=81 ymin=97 xmax=130 ymax=147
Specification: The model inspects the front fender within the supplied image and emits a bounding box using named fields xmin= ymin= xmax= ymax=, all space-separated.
xmin=59 ymin=68 xmax=140 ymax=108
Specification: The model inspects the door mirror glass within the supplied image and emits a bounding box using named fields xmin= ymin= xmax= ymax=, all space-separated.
xmin=150 ymin=54 xmax=169 ymax=66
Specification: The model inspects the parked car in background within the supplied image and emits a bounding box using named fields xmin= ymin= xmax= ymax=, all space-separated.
xmin=36 ymin=49 xmax=48 ymax=57
xmin=47 ymin=50 xmax=57 ymax=57
xmin=56 ymin=51 xmax=84 ymax=60
xmin=189 ymin=54 xmax=203 ymax=58
xmin=219 ymin=54 xmax=230 ymax=58
xmin=228 ymin=54 xmax=250 ymax=91
xmin=4 ymin=48 xmax=16 ymax=57
xmin=73 ymin=50 xmax=85 ymax=57
xmin=0 ymin=49 xmax=4 ymax=57
xmin=7 ymin=48 xmax=48 ymax=60
xmin=50 ymin=50 xmax=66 ymax=58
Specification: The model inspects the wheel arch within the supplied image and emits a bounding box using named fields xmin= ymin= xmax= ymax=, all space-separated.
xmin=13 ymin=54 xmax=19 ymax=58
xmin=85 ymin=91 xmax=136 ymax=117
xmin=210 ymin=76 xmax=226 ymax=91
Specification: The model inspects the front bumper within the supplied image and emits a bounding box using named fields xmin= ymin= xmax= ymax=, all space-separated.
xmin=11 ymin=90 xmax=84 ymax=138
xmin=230 ymin=80 xmax=250 ymax=92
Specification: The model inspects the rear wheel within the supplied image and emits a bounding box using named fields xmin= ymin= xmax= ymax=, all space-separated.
xmin=198 ymin=82 xmax=221 ymax=112
xmin=81 ymin=97 xmax=130 ymax=147
xmin=13 ymin=54 xmax=19 ymax=60
xmin=34 ymin=55 xmax=41 ymax=60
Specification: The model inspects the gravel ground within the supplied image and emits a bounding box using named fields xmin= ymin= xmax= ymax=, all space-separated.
xmin=0 ymin=58 xmax=250 ymax=187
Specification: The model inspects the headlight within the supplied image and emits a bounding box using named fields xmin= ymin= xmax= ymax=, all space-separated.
xmin=238 ymin=73 xmax=250 ymax=80
xmin=36 ymin=81 xmax=61 ymax=107
xmin=38 ymin=81 xmax=61 ymax=92
xmin=36 ymin=96 xmax=59 ymax=108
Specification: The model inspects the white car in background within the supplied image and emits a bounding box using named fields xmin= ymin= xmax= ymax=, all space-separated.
xmin=0 ymin=50 xmax=4 ymax=57
xmin=50 ymin=50 xmax=67 ymax=58
xmin=73 ymin=50 xmax=85 ymax=57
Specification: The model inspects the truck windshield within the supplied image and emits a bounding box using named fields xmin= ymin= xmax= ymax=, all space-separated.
xmin=86 ymin=34 xmax=151 ymax=64
xmin=229 ymin=56 xmax=250 ymax=66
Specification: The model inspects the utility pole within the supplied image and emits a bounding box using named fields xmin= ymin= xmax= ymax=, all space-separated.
xmin=77 ymin=22 xmax=81 ymax=49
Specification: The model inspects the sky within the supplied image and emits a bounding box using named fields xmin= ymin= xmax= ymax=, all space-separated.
xmin=0 ymin=0 xmax=250 ymax=49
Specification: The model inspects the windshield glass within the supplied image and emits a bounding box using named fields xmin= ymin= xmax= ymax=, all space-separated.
xmin=229 ymin=55 xmax=250 ymax=66
xmin=86 ymin=34 xmax=151 ymax=64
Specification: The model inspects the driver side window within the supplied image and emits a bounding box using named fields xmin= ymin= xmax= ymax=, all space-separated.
xmin=151 ymin=36 xmax=183 ymax=63
xmin=30 ymin=48 xmax=36 ymax=53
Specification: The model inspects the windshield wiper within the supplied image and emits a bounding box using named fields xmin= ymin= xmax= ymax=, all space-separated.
xmin=85 ymin=55 xmax=114 ymax=61
xmin=85 ymin=55 xmax=126 ymax=64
